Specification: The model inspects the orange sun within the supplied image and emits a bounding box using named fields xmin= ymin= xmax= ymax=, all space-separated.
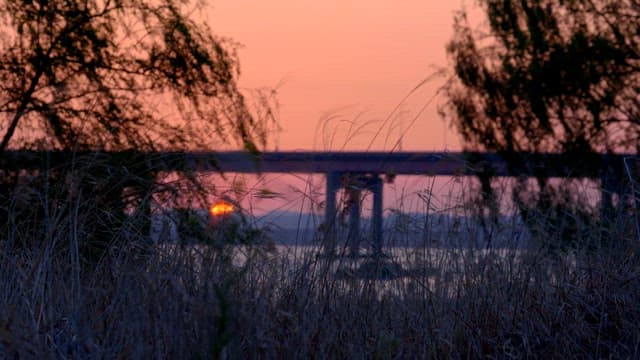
xmin=209 ymin=200 xmax=235 ymax=217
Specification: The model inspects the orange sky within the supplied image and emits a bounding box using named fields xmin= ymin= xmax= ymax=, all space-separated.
xmin=208 ymin=1 xmax=471 ymax=151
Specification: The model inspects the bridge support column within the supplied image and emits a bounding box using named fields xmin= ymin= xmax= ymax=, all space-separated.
xmin=347 ymin=187 xmax=361 ymax=258
xmin=324 ymin=171 xmax=340 ymax=256
xmin=372 ymin=175 xmax=383 ymax=257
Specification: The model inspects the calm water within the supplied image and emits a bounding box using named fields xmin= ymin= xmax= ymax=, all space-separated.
xmin=156 ymin=241 xmax=531 ymax=300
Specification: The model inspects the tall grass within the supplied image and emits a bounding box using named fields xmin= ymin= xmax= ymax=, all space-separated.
xmin=1 ymin=162 xmax=640 ymax=359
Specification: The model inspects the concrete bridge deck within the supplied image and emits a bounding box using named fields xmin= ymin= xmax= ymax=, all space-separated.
xmin=4 ymin=150 xmax=637 ymax=175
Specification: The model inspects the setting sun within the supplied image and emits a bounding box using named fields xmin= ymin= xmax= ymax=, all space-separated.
xmin=209 ymin=200 xmax=235 ymax=217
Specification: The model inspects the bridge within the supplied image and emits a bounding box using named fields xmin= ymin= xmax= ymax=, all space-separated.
xmin=2 ymin=150 xmax=638 ymax=255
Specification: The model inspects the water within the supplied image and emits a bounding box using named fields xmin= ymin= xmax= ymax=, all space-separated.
xmin=155 ymin=241 xmax=529 ymax=301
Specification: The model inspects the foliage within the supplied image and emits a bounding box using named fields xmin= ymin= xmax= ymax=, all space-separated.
xmin=2 ymin=189 xmax=640 ymax=358
xmin=0 ymin=0 xmax=269 ymax=153
xmin=444 ymin=0 xmax=640 ymax=244
xmin=172 ymin=207 xmax=270 ymax=248
xmin=446 ymin=0 xmax=640 ymax=155
xmin=0 ymin=0 xmax=277 ymax=260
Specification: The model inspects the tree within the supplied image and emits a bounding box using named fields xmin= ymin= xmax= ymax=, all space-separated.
xmin=0 ymin=0 xmax=274 ymax=258
xmin=447 ymin=0 xmax=640 ymax=155
xmin=444 ymin=0 xmax=640 ymax=245
xmin=0 ymin=0 xmax=268 ymax=154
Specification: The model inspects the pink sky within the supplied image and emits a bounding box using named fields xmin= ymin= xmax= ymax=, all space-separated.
xmin=207 ymin=1 xmax=470 ymax=151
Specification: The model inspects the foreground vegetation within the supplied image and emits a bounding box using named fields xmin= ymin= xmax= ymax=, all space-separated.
xmin=1 ymin=176 xmax=639 ymax=359
xmin=2 ymin=0 xmax=638 ymax=357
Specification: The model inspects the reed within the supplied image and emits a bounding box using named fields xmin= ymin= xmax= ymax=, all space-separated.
xmin=1 ymin=163 xmax=639 ymax=359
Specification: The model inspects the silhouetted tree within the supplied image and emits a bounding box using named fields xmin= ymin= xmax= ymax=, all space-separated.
xmin=0 ymin=0 xmax=273 ymax=259
xmin=445 ymin=0 xmax=640 ymax=246
xmin=0 ymin=0 xmax=266 ymax=153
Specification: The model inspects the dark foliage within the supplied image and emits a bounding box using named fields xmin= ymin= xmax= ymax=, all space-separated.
xmin=447 ymin=0 xmax=640 ymax=155
xmin=0 ymin=0 xmax=274 ymax=261
xmin=445 ymin=0 xmax=640 ymax=245
xmin=0 ymin=0 xmax=267 ymax=153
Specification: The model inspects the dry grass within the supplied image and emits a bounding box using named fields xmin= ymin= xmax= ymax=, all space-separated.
xmin=1 ymin=175 xmax=640 ymax=359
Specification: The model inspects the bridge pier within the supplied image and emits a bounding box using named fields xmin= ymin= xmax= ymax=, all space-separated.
xmin=347 ymin=187 xmax=362 ymax=257
xmin=372 ymin=175 xmax=383 ymax=257
xmin=323 ymin=172 xmax=384 ymax=257
xmin=323 ymin=171 xmax=340 ymax=256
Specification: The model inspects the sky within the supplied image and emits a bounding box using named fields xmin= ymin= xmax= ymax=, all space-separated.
xmin=206 ymin=1 xmax=471 ymax=151
xmin=196 ymin=1 xmax=486 ymax=216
